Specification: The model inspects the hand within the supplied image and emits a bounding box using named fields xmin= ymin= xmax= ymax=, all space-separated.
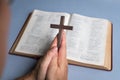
xmin=16 ymin=31 xmax=68 ymax=80
xmin=38 ymin=31 xmax=68 ymax=80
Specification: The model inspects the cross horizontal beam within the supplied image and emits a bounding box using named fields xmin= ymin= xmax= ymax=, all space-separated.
xmin=50 ymin=24 xmax=73 ymax=30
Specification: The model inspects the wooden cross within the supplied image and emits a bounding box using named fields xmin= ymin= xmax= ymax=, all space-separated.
xmin=50 ymin=16 xmax=73 ymax=48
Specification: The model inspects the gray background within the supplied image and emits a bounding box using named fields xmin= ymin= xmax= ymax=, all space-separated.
xmin=2 ymin=0 xmax=120 ymax=80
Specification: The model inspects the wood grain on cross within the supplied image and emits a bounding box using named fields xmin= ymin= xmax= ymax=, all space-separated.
xmin=50 ymin=16 xmax=73 ymax=48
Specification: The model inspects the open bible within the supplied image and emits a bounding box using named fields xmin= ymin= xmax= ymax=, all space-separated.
xmin=10 ymin=10 xmax=112 ymax=70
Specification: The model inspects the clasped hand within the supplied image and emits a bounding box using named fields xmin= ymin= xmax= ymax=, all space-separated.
xmin=17 ymin=31 xmax=68 ymax=80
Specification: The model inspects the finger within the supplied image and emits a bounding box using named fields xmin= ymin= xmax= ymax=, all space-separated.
xmin=38 ymin=47 xmax=57 ymax=80
xmin=61 ymin=31 xmax=66 ymax=50
xmin=46 ymin=52 xmax=58 ymax=78
xmin=50 ymin=34 xmax=58 ymax=48
xmin=48 ymin=49 xmax=58 ymax=68
xmin=58 ymin=31 xmax=67 ymax=67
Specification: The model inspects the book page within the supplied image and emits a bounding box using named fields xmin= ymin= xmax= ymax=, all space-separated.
xmin=15 ymin=10 xmax=70 ymax=55
xmin=67 ymin=14 xmax=108 ymax=65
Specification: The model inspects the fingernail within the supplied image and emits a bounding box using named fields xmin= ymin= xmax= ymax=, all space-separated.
xmin=62 ymin=30 xmax=66 ymax=35
xmin=52 ymin=46 xmax=58 ymax=52
xmin=51 ymin=47 xmax=58 ymax=56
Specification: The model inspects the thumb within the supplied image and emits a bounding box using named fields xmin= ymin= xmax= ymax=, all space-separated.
xmin=38 ymin=47 xmax=57 ymax=80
